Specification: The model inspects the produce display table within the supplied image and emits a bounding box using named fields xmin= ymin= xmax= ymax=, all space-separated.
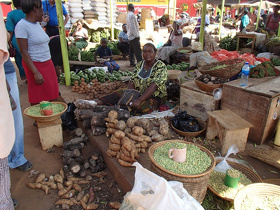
xmin=221 ymin=77 xmax=280 ymax=144
xmin=206 ymin=109 xmax=253 ymax=156
xmin=236 ymin=32 xmax=256 ymax=53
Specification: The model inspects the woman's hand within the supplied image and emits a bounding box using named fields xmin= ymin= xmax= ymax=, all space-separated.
xmin=34 ymin=72 xmax=44 ymax=85
xmin=130 ymin=98 xmax=142 ymax=108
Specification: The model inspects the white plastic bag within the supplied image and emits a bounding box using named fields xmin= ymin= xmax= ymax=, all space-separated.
xmin=120 ymin=162 xmax=204 ymax=210
xmin=214 ymin=145 xmax=239 ymax=173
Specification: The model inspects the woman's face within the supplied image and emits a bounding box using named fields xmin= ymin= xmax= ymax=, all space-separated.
xmin=143 ymin=45 xmax=156 ymax=63
xmin=35 ymin=6 xmax=43 ymax=22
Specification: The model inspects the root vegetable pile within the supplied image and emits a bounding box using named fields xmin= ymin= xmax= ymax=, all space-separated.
xmin=209 ymin=170 xmax=252 ymax=199
xmin=153 ymin=142 xmax=212 ymax=175
xmin=105 ymin=111 xmax=174 ymax=167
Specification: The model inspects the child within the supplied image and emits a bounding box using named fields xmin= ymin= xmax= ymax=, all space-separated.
xmin=94 ymin=38 xmax=120 ymax=73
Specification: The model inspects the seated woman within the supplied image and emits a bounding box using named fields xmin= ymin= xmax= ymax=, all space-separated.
xmin=72 ymin=19 xmax=88 ymax=50
xmin=94 ymin=38 xmax=120 ymax=73
xmin=95 ymin=43 xmax=167 ymax=115
xmin=157 ymin=21 xmax=183 ymax=64
xmin=117 ymin=24 xmax=129 ymax=60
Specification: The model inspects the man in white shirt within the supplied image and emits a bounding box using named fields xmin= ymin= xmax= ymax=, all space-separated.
xmin=126 ymin=3 xmax=142 ymax=67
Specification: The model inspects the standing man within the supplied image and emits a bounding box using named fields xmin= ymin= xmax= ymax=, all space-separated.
xmin=126 ymin=3 xmax=142 ymax=67
xmin=42 ymin=0 xmax=69 ymax=37
xmin=0 ymin=5 xmax=16 ymax=209
xmin=240 ymin=9 xmax=249 ymax=33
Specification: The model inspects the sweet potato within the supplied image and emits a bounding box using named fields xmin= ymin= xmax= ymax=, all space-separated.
xmin=141 ymin=148 xmax=146 ymax=153
xmin=72 ymin=183 xmax=82 ymax=192
xmin=142 ymin=135 xmax=152 ymax=142
xmin=106 ymin=122 xmax=117 ymax=129
xmin=106 ymin=128 xmax=117 ymax=135
xmin=109 ymin=202 xmax=121 ymax=209
xmin=64 ymin=180 xmax=73 ymax=187
xmin=116 ymin=120 xmax=126 ymax=131
xmin=114 ymin=130 xmax=125 ymax=139
xmin=126 ymin=132 xmax=143 ymax=142
xmin=62 ymin=203 xmax=70 ymax=209
xmin=151 ymin=134 xmax=165 ymax=142
xmin=105 ymin=117 xmax=118 ymax=124
xmin=41 ymin=184 xmax=50 ymax=194
xmin=92 ymin=171 xmax=107 ymax=178
xmin=147 ymin=129 xmax=159 ymax=137
xmin=135 ymin=118 xmax=152 ymax=131
xmin=87 ymin=203 xmax=98 ymax=209
xmin=132 ymin=126 xmax=144 ymax=136
xmin=159 ymin=118 xmax=169 ymax=135
xmin=35 ymin=173 xmax=46 ymax=183
xmin=109 ymin=142 xmax=121 ymax=151
xmin=108 ymin=110 xmax=118 ymax=122
xmin=80 ymin=200 xmax=88 ymax=209
xmin=82 ymin=193 xmax=90 ymax=203
xmin=126 ymin=117 xmax=138 ymax=128
xmin=61 ymin=189 xmax=75 ymax=199
xmin=118 ymin=159 xmax=133 ymax=167
xmin=57 ymin=183 xmax=64 ymax=190
xmin=26 ymin=182 xmax=42 ymax=189
xmin=55 ymin=199 xmax=74 ymax=206
xmin=120 ymin=151 xmax=133 ymax=163
xmin=107 ymin=149 xmax=118 ymax=157
xmin=121 ymin=146 xmax=130 ymax=157
xmin=121 ymin=137 xmax=132 ymax=151
xmin=140 ymin=141 xmax=148 ymax=148
xmin=124 ymin=127 xmax=131 ymax=134
xmin=76 ymin=190 xmax=85 ymax=201
xmin=110 ymin=135 xmax=121 ymax=144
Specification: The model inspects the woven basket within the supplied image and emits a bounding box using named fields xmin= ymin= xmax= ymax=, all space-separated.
xmin=24 ymin=102 xmax=67 ymax=123
xmin=167 ymin=70 xmax=182 ymax=79
xmin=194 ymin=78 xmax=223 ymax=92
xmin=177 ymin=47 xmax=192 ymax=54
xmin=234 ymin=183 xmax=280 ymax=210
xmin=208 ymin=159 xmax=263 ymax=202
xmin=148 ymin=140 xmax=216 ymax=203
xmin=199 ymin=58 xmax=245 ymax=79
xmin=171 ymin=118 xmax=206 ymax=137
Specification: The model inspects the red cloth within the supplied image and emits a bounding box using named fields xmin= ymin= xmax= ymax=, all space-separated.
xmin=22 ymin=59 xmax=59 ymax=104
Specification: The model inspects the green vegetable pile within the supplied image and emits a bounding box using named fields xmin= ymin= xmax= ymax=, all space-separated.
xmin=240 ymin=195 xmax=280 ymax=210
xmin=209 ymin=170 xmax=252 ymax=199
xmin=153 ymin=142 xmax=212 ymax=175
xmin=68 ymin=46 xmax=95 ymax=62
xmin=210 ymin=64 xmax=229 ymax=70
xmin=166 ymin=62 xmax=190 ymax=71
xmin=266 ymin=37 xmax=280 ymax=46
xmin=60 ymin=69 xmax=133 ymax=85
xmin=219 ymin=35 xmax=237 ymax=51
xmin=27 ymin=104 xmax=65 ymax=116
xmin=250 ymin=61 xmax=277 ymax=78
xmin=271 ymin=57 xmax=280 ymax=66
xmin=227 ymin=169 xmax=240 ymax=178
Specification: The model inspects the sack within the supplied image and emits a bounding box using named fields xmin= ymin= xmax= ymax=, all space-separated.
xmin=8 ymin=46 xmax=16 ymax=58
xmin=215 ymin=145 xmax=239 ymax=173
xmin=118 ymin=89 xmax=140 ymax=106
xmin=120 ymin=162 xmax=204 ymax=210
xmin=61 ymin=102 xmax=77 ymax=130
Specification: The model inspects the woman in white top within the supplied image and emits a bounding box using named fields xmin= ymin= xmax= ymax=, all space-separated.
xmin=15 ymin=0 xmax=59 ymax=105
xmin=72 ymin=19 xmax=89 ymax=50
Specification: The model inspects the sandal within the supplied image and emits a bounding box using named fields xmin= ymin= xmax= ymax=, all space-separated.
xmin=16 ymin=161 xmax=32 ymax=172
xmin=12 ymin=198 xmax=19 ymax=208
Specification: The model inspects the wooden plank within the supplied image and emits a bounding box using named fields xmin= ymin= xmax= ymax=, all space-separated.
xmin=207 ymin=109 xmax=252 ymax=131
xmin=246 ymin=77 xmax=280 ymax=98
xmin=180 ymin=86 xmax=220 ymax=121
xmin=222 ymin=103 xmax=266 ymax=144
xmin=223 ymin=77 xmax=274 ymax=90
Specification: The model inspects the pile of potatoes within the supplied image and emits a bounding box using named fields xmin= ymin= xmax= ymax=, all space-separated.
xmin=26 ymin=170 xmax=120 ymax=209
xmin=105 ymin=110 xmax=172 ymax=167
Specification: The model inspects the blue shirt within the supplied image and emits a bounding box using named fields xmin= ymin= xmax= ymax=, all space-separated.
xmin=118 ymin=31 xmax=128 ymax=42
xmin=241 ymin=14 xmax=249 ymax=28
xmin=96 ymin=46 xmax=112 ymax=58
xmin=42 ymin=1 xmax=67 ymax=26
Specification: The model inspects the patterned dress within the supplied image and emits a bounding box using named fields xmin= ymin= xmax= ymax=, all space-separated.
xmin=99 ymin=60 xmax=167 ymax=115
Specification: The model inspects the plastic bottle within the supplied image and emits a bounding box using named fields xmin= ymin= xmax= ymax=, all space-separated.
xmin=240 ymin=62 xmax=250 ymax=86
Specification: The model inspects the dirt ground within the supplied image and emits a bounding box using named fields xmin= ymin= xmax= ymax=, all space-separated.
xmin=10 ymin=58 xmax=280 ymax=210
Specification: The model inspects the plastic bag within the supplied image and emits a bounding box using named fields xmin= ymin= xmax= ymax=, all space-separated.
xmin=61 ymin=103 xmax=77 ymax=130
xmin=74 ymin=99 xmax=97 ymax=109
xmin=171 ymin=111 xmax=200 ymax=132
xmin=214 ymin=145 xmax=239 ymax=173
xmin=120 ymin=162 xmax=204 ymax=210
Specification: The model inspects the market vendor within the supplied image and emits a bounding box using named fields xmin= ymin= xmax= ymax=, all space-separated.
xmin=240 ymin=10 xmax=249 ymax=33
xmin=95 ymin=43 xmax=167 ymax=115
xmin=72 ymin=20 xmax=88 ymax=50
xmin=117 ymin=24 xmax=129 ymax=60
xmin=94 ymin=38 xmax=120 ymax=73
xmin=266 ymin=5 xmax=280 ymax=35
xmin=157 ymin=20 xmax=183 ymax=64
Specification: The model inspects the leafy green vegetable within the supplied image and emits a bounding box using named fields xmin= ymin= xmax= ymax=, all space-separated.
xmin=219 ymin=35 xmax=237 ymax=51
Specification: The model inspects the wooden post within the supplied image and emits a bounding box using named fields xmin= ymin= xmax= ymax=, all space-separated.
xmin=110 ymin=0 xmax=114 ymax=40
xmin=55 ymin=0 xmax=71 ymax=86
xmin=218 ymin=0 xmax=225 ymax=39
xmin=278 ymin=23 xmax=280 ymax=37
xmin=199 ymin=0 xmax=207 ymax=47
xmin=255 ymin=0 xmax=262 ymax=30
xmin=172 ymin=0 xmax=176 ymax=20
